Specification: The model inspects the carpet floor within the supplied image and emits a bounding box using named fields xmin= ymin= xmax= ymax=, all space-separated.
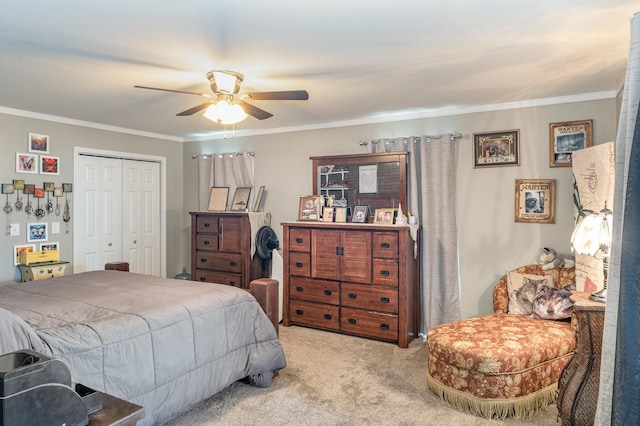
xmin=160 ymin=325 xmax=559 ymax=426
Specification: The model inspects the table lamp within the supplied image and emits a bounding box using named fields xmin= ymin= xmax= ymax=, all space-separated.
xmin=570 ymin=202 xmax=613 ymax=303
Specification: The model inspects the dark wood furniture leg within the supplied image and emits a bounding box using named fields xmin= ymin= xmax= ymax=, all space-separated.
xmin=249 ymin=278 xmax=280 ymax=336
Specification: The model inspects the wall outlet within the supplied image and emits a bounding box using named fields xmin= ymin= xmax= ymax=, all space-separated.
xmin=52 ymin=222 xmax=60 ymax=234
xmin=10 ymin=223 xmax=19 ymax=236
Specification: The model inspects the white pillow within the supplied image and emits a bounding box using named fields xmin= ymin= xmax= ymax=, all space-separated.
xmin=507 ymin=271 xmax=554 ymax=315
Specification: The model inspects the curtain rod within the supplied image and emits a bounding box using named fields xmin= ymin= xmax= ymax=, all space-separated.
xmin=360 ymin=133 xmax=462 ymax=146
xmin=192 ymin=152 xmax=255 ymax=159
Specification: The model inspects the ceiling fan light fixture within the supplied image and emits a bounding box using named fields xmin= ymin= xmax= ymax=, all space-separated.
xmin=207 ymin=70 xmax=244 ymax=94
xmin=203 ymin=99 xmax=247 ymax=124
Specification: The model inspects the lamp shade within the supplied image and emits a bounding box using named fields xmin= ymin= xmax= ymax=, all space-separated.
xmin=203 ymin=99 xmax=247 ymax=125
xmin=570 ymin=206 xmax=613 ymax=257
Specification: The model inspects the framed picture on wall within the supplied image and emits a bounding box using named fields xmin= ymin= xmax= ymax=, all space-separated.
xmin=28 ymin=133 xmax=49 ymax=154
xmin=27 ymin=222 xmax=48 ymax=243
xmin=473 ymin=129 xmax=520 ymax=168
xmin=549 ymin=119 xmax=593 ymax=167
xmin=514 ymin=179 xmax=556 ymax=223
xmin=40 ymin=155 xmax=60 ymax=175
xmin=14 ymin=244 xmax=36 ymax=265
xmin=16 ymin=153 xmax=38 ymax=174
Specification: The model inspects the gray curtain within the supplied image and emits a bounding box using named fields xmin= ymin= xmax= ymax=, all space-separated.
xmin=407 ymin=135 xmax=460 ymax=332
xmin=596 ymin=11 xmax=640 ymax=425
xmin=197 ymin=152 xmax=255 ymax=211
xmin=368 ymin=135 xmax=461 ymax=332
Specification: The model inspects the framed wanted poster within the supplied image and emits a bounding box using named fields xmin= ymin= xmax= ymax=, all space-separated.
xmin=514 ymin=179 xmax=556 ymax=223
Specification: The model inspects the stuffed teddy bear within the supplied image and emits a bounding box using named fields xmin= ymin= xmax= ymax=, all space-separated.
xmin=539 ymin=247 xmax=575 ymax=270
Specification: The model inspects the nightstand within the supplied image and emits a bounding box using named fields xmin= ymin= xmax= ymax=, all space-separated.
xmin=557 ymin=291 xmax=605 ymax=426
xmin=18 ymin=261 xmax=69 ymax=282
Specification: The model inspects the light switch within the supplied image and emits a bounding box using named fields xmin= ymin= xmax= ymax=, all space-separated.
xmin=10 ymin=223 xmax=19 ymax=236
xmin=52 ymin=222 xmax=60 ymax=234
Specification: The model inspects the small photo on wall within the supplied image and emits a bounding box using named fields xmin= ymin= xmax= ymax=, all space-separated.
xmin=28 ymin=133 xmax=49 ymax=154
xmin=40 ymin=156 xmax=60 ymax=175
xmin=27 ymin=222 xmax=48 ymax=243
xmin=40 ymin=242 xmax=59 ymax=252
xmin=16 ymin=153 xmax=38 ymax=174
xmin=14 ymin=244 xmax=36 ymax=266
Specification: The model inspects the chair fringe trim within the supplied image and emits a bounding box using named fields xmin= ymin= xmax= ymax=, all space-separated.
xmin=426 ymin=371 xmax=558 ymax=420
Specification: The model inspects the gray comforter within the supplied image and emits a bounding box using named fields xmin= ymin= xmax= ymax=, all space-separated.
xmin=0 ymin=271 xmax=286 ymax=425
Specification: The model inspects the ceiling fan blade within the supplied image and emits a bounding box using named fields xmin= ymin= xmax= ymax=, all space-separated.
xmin=176 ymin=102 xmax=213 ymax=116
xmin=243 ymin=90 xmax=309 ymax=101
xmin=134 ymin=85 xmax=212 ymax=97
xmin=239 ymin=102 xmax=274 ymax=120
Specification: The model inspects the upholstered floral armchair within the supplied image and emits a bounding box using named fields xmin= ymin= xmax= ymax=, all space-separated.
xmin=426 ymin=265 xmax=577 ymax=419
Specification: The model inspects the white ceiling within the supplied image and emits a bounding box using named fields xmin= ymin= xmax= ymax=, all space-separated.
xmin=0 ymin=1 xmax=637 ymax=142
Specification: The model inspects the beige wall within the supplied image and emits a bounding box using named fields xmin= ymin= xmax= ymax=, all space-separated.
xmin=183 ymin=98 xmax=618 ymax=319
xmin=0 ymin=114 xmax=184 ymax=282
xmin=0 ymin=97 xmax=618 ymax=319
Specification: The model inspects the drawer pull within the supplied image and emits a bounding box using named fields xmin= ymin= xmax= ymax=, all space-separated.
xmin=200 ymin=258 xmax=207 ymax=263
xmin=380 ymin=270 xmax=390 ymax=277
xmin=347 ymin=318 xmax=357 ymax=325
xmin=295 ymin=237 xmax=303 ymax=243
xmin=380 ymin=323 xmax=390 ymax=330
xmin=380 ymin=242 xmax=390 ymax=248
xmin=203 ymin=223 xmax=210 ymax=228
xmin=230 ymin=261 xmax=237 ymax=267
xmin=348 ymin=293 xmax=357 ymax=299
xmin=295 ymin=262 xmax=304 ymax=268
xmin=203 ymin=240 xmax=210 ymax=245
xmin=323 ymin=289 xmax=333 ymax=296
xmin=295 ymin=309 xmax=304 ymax=315
xmin=199 ymin=276 xmax=206 ymax=281
xmin=229 ymin=281 xmax=236 ymax=286
xmin=323 ymin=314 xmax=333 ymax=320
xmin=380 ymin=297 xmax=390 ymax=303
xmin=295 ymin=286 xmax=304 ymax=292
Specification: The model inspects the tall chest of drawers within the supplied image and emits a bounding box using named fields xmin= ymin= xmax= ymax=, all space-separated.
xmin=282 ymin=222 xmax=420 ymax=348
xmin=190 ymin=212 xmax=270 ymax=289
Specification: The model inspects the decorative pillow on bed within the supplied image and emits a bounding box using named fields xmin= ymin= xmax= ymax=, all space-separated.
xmin=530 ymin=284 xmax=575 ymax=320
xmin=507 ymin=272 xmax=554 ymax=315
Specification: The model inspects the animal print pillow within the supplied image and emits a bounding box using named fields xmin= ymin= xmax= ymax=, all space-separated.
xmin=530 ymin=284 xmax=576 ymax=320
xmin=507 ymin=272 xmax=554 ymax=315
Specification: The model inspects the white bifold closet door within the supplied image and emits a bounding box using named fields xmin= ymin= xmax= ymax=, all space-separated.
xmin=74 ymin=154 xmax=160 ymax=276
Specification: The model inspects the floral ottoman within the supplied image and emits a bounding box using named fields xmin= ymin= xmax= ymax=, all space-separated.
xmin=426 ymin=265 xmax=577 ymax=419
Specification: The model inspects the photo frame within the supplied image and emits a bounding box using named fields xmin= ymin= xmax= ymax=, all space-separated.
xmin=16 ymin=152 xmax=38 ymax=174
xmin=27 ymin=222 xmax=48 ymax=243
xmin=322 ymin=207 xmax=335 ymax=222
xmin=28 ymin=133 xmax=49 ymax=154
xmin=334 ymin=207 xmax=348 ymax=223
xmin=298 ymin=195 xmax=322 ymax=221
xmin=62 ymin=183 xmax=73 ymax=193
xmin=207 ymin=187 xmax=229 ymax=211
xmin=14 ymin=244 xmax=36 ymax=266
xmin=2 ymin=184 xmax=14 ymax=194
xmin=13 ymin=180 xmax=25 ymax=191
xmin=40 ymin=155 xmax=60 ymax=175
xmin=352 ymin=205 xmax=369 ymax=223
xmin=473 ymin=129 xmax=520 ymax=168
xmin=40 ymin=242 xmax=59 ymax=252
xmin=373 ymin=208 xmax=395 ymax=224
xmin=230 ymin=187 xmax=252 ymax=211
xmin=549 ymin=119 xmax=593 ymax=167
xmin=251 ymin=185 xmax=265 ymax=212
xmin=514 ymin=179 xmax=556 ymax=224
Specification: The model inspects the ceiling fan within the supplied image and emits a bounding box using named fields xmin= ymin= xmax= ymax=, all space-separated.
xmin=134 ymin=70 xmax=309 ymax=124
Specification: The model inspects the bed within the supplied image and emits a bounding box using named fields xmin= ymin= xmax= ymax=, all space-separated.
xmin=0 ymin=270 xmax=286 ymax=425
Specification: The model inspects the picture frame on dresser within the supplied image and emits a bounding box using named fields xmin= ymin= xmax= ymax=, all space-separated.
xmin=298 ymin=196 xmax=322 ymax=221
xmin=14 ymin=244 xmax=36 ymax=266
xmin=352 ymin=205 xmax=369 ymax=223
xmin=207 ymin=187 xmax=229 ymax=211
xmin=230 ymin=187 xmax=251 ymax=211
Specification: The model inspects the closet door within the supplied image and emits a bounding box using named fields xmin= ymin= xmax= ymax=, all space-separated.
xmin=74 ymin=155 xmax=123 ymax=272
xmin=122 ymin=160 xmax=160 ymax=276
